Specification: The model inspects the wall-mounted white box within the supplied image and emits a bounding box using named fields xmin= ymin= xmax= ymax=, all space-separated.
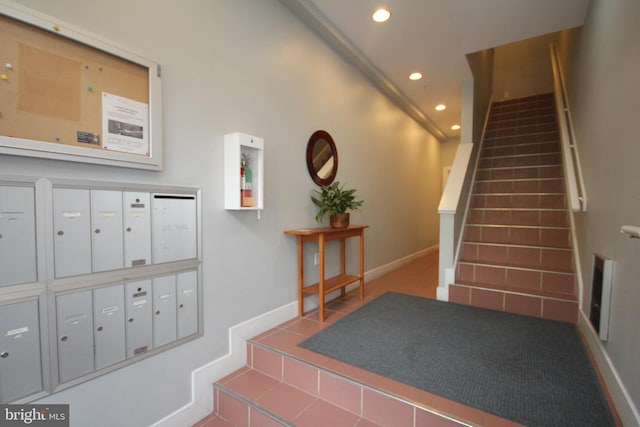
xmin=224 ymin=133 xmax=264 ymax=210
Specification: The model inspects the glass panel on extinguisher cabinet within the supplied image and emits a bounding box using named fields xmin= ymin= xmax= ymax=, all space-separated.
xmin=224 ymin=133 xmax=264 ymax=210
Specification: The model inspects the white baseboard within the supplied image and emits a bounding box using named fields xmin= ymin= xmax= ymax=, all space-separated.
xmin=151 ymin=246 xmax=437 ymax=427
xmin=151 ymin=300 xmax=298 ymax=427
xmin=436 ymin=267 xmax=454 ymax=301
xmin=364 ymin=244 xmax=438 ymax=283
xmin=578 ymin=311 xmax=640 ymax=427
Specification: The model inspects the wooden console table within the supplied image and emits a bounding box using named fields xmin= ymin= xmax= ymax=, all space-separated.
xmin=284 ymin=225 xmax=368 ymax=321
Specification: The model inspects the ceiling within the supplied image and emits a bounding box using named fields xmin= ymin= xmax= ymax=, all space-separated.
xmin=279 ymin=0 xmax=590 ymax=141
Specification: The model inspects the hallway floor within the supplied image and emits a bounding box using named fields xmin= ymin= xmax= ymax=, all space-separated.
xmin=195 ymin=251 xmax=528 ymax=426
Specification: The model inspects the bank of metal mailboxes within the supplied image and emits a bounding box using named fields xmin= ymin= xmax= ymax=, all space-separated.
xmin=0 ymin=178 xmax=201 ymax=403
xmin=53 ymin=189 xmax=197 ymax=278
xmin=0 ymin=185 xmax=37 ymax=287
xmin=56 ymin=270 xmax=198 ymax=384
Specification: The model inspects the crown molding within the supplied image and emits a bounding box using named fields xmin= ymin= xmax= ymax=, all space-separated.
xmin=278 ymin=0 xmax=448 ymax=142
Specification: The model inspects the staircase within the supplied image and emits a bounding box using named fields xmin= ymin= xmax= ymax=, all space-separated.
xmin=449 ymin=93 xmax=579 ymax=324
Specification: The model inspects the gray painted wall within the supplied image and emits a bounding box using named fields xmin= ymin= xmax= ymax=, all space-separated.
xmin=1 ymin=0 xmax=442 ymax=425
xmin=559 ymin=0 xmax=640 ymax=412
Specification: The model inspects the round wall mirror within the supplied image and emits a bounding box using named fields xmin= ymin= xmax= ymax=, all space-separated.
xmin=306 ymin=130 xmax=338 ymax=186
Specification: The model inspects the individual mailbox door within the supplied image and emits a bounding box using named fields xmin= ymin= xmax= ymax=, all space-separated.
xmin=177 ymin=270 xmax=198 ymax=339
xmin=123 ymin=192 xmax=151 ymax=268
xmin=91 ymin=190 xmax=124 ymax=272
xmin=93 ymin=284 xmax=125 ymax=370
xmin=53 ymin=188 xmax=91 ymax=278
xmin=0 ymin=299 xmax=42 ymax=403
xmin=151 ymin=195 xmax=197 ymax=264
xmin=0 ymin=185 xmax=37 ymax=287
xmin=125 ymin=280 xmax=152 ymax=358
xmin=152 ymin=275 xmax=177 ymax=348
xmin=57 ymin=291 xmax=94 ymax=383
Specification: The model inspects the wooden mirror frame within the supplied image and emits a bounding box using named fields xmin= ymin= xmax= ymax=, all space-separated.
xmin=306 ymin=130 xmax=338 ymax=186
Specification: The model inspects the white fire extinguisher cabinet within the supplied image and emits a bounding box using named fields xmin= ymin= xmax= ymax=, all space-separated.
xmin=224 ymin=133 xmax=264 ymax=210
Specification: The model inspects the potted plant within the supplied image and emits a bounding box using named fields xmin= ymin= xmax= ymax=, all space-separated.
xmin=311 ymin=181 xmax=364 ymax=228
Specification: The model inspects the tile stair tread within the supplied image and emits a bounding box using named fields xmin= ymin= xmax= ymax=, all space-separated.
xmin=211 ymin=350 xmax=479 ymax=427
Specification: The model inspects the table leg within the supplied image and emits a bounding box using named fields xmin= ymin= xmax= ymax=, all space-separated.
xmin=318 ymin=233 xmax=325 ymax=321
xmin=297 ymin=236 xmax=304 ymax=317
xmin=340 ymin=238 xmax=346 ymax=297
xmin=359 ymin=230 xmax=365 ymax=299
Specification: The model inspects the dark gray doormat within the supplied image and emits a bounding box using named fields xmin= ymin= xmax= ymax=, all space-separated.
xmin=299 ymin=292 xmax=615 ymax=426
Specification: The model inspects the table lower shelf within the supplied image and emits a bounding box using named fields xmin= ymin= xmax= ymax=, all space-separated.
xmin=302 ymin=274 xmax=361 ymax=296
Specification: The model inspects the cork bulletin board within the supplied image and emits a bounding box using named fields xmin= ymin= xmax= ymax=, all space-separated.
xmin=0 ymin=4 xmax=163 ymax=170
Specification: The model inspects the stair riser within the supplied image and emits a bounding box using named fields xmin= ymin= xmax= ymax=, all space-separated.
xmin=474 ymin=178 xmax=564 ymax=195
xmin=471 ymin=194 xmax=566 ymax=209
xmin=460 ymin=243 xmax=574 ymax=271
xmin=476 ymin=166 xmax=563 ymax=181
xmin=212 ymin=342 xmax=496 ymax=427
xmin=487 ymin=113 xmax=556 ymax=130
xmin=464 ymin=225 xmax=570 ymax=248
xmin=484 ymin=122 xmax=558 ymax=139
xmin=482 ymin=142 xmax=559 ymax=158
xmin=456 ymin=263 xmax=576 ymax=298
xmin=467 ymin=209 xmax=568 ymax=227
xmin=449 ymin=284 xmax=578 ymax=324
xmin=483 ymin=133 xmax=560 ymax=149
xmin=479 ymin=153 xmax=562 ymax=169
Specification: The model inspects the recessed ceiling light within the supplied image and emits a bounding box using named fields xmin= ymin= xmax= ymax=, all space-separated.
xmin=435 ymin=104 xmax=446 ymax=111
xmin=409 ymin=72 xmax=422 ymax=81
xmin=451 ymin=124 xmax=461 ymax=130
xmin=372 ymin=8 xmax=391 ymax=23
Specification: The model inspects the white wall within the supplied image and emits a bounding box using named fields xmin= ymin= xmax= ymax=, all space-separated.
xmin=0 ymin=0 xmax=442 ymax=425
xmin=559 ymin=0 xmax=640 ymax=419
xmin=492 ymin=33 xmax=557 ymax=101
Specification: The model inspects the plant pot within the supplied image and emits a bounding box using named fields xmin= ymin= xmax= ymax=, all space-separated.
xmin=330 ymin=212 xmax=350 ymax=229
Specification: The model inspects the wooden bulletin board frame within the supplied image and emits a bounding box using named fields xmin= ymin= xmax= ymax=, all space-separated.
xmin=0 ymin=1 xmax=163 ymax=170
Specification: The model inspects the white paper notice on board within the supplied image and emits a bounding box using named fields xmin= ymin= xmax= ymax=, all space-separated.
xmin=102 ymin=92 xmax=149 ymax=156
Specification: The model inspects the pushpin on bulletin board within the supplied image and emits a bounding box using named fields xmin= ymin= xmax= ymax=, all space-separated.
xmin=1 ymin=74 xmax=8 ymax=81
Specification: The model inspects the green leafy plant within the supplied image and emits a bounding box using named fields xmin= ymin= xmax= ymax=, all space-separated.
xmin=311 ymin=181 xmax=364 ymax=222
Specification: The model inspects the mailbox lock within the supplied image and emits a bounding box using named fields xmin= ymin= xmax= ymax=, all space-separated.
xmin=179 ymin=304 xmax=184 ymax=309
xmin=128 ymin=318 xmax=134 ymax=323
xmin=60 ymin=336 xmax=68 ymax=342
xmin=155 ymin=310 xmax=161 ymax=315
xmin=1 ymin=352 xmax=8 ymax=358
xmin=126 ymin=227 xmax=132 ymax=232
xmin=94 ymin=228 xmax=101 ymax=234
xmin=57 ymin=230 xmax=64 ymax=236
xmin=0 ymin=234 xmax=3 ymax=239
xmin=97 ymin=326 xmax=103 ymax=332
